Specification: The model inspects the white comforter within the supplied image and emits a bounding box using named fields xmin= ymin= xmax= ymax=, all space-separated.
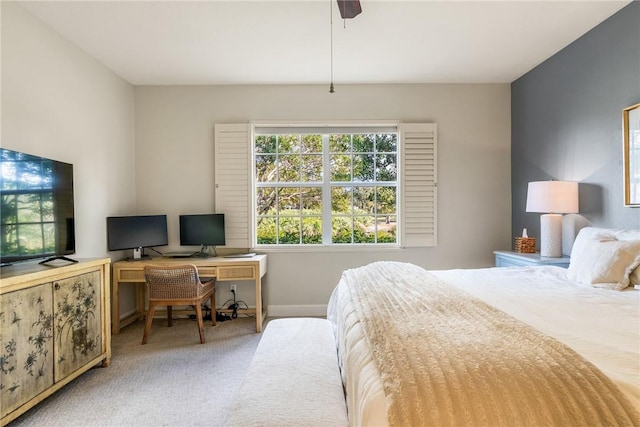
xmin=327 ymin=265 xmax=640 ymax=426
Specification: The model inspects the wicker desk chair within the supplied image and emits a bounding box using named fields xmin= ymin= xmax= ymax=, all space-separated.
xmin=142 ymin=264 xmax=216 ymax=344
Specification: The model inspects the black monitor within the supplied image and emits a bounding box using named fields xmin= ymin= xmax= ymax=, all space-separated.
xmin=106 ymin=215 xmax=168 ymax=258
xmin=179 ymin=214 xmax=225 ymax=257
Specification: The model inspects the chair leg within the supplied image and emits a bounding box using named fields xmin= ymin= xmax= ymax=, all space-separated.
xmin=211 ymin=293 xmax=216 ymax=326
xmin=195 ymin=303 xmax=205 ymax=344
xmin=142 ymin=303 xmax=157 ymax=345
xmin=167 ymin=305 xmax=173 ymax=327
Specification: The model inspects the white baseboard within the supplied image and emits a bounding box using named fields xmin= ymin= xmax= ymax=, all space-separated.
xmin=268 ymin=304 xmax=328 ymax=318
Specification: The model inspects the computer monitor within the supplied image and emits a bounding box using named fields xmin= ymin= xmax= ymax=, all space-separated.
xmin=179 ymin=214 xmax=225 ymax=257
xmin=106 ymin=215 xmax=168 ymax=258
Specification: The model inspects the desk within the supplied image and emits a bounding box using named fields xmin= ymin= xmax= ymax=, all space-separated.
xmin=111 ymin=255 xmax=267 ymax=334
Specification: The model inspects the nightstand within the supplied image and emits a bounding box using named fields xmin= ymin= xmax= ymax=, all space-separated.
xmin=493 ymin=251 xmax=571 ymax=268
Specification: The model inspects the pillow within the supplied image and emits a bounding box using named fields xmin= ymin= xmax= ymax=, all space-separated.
xmin=567 ymin=238 xmax=640 ymax=290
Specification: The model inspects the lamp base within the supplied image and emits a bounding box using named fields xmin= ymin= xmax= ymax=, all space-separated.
xmin=540 ymin=214 xmax=562 ymax=257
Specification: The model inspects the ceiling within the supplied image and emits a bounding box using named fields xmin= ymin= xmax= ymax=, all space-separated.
xmin=17 ymin=0 xmax=631 ymax=86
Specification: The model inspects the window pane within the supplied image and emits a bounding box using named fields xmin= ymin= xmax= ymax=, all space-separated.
xmin=329 ymin=134 xmax=350 ymax=153
xmin=376 ymin=154 xmax=397 ymax=181
xmin=256 ymin=187 xmax=277 ymax=216
xmin=301 ymin=155 xmax=322 ymax=182
xmin=278 ymin=217 xmax=300 ymax=244
xmin=256 ymin=155 xmax=276 ymax=183
xmin=278 ymin=187 xmax=300 ymax=211
xmin=376 ymin=133 xmax=397 ymax=152
xmin=331 ymin=187 xmax=351 ymax=214
xmin=353 ymin=154 xmax=374 ymax=182
xmin=353 ymin=186 xmax=374 ymax=214
xmin=277 ymin=135 xmax=300 ymax=154
xmin=301 ymin=135 xmax=322 ymax=153
xmin=255 ymin=135 xmax=277 ymax=154
xmin=332 ymin=216 xmax=352 ymax=243
xmin=279 ymin=155 xmax=300 ymax=182
xmin=330 ymin=155 xmax=351 ymax=181
xmin=376 ymin=187 xmax=396 ymax=214
xmin=353 ymin=134 xmax=374 ymax=152
xmin=301 ymin=217 xmax=322 ymax=244
xmin=301 ymin=187 xmax=322 ymax=211
xmin=376 ymin=215 xmax=397 ymax=243
xmin=256 ymin=216 xmax=277 ymax=244
xmin=354 ymin=215 xmax=376 ymax=243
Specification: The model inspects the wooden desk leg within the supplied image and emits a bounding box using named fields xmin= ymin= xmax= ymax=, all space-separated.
xmin=112 ymin=279 xmax=120 ymax=335
xmin=137 ymin=283 xmax=145 ymax=321
xmin=255 ymin=275 xmax=263 ymax=333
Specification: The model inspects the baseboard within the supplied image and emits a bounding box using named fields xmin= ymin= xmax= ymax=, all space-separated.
xmin=268 ymin=304 xmax=328 ymax=318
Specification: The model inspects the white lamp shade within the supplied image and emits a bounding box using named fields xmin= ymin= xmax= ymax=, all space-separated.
xmin=525 ymin=181 xmax=579 ymax=214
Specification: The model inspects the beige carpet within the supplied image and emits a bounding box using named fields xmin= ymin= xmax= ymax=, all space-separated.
xmin=9 ymin=316 xmax=265 ymax=427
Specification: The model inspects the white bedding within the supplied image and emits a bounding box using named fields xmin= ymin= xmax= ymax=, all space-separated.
xmin=327 ymin=265 xmax=640 ymax=426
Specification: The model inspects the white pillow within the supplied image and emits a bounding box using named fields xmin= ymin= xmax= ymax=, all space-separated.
xmin=567 ymin=237 xmax=640 ymax=290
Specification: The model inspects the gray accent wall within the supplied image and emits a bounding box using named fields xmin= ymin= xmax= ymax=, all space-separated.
xmin=511 ymin=1 xmax=640 ymax=251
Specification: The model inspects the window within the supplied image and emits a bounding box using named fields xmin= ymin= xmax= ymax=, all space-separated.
xmin=254 ymin=129 xmax=398 ymax=246
xmin=214 ymin=123 xmax=436 ymax=249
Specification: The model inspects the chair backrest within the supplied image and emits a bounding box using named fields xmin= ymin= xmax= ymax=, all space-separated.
xmin=144 ymin=264 xmax=202 ymax=300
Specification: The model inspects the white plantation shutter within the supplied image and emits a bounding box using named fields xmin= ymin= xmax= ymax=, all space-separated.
xmin=214 ymin=124 xmax=252 ymax=248
xmin=400 ymin=123 xmax=437 ymax=247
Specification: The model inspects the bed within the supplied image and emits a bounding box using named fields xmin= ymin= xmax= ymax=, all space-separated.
xmin=327 ymin=227 xmax=640 ymax=426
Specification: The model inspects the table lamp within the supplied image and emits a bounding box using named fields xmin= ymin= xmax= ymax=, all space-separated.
xmin=525 ymin=180 xmax=579 ymax=257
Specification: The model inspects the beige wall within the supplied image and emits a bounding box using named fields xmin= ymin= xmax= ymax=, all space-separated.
xmin=1 ymin=3 xmax=138 ymax=314
xmin=135 ymin=84 xmax=512 ymax=315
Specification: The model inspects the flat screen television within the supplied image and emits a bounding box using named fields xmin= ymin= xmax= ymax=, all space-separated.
xmin=0 ymin=148 xmax=76 ymax=266
xmin=106 ymin=214 xmax=168 ymax=258
xmin=179 ymin=213 xmax=225 ymax=257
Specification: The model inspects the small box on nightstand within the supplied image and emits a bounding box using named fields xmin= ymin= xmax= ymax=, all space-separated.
xmin=514 ymin=237 xmax=536 ymax=253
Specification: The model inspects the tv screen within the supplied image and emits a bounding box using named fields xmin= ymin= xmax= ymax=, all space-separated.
xmin=106 ymin=215 xmax=168 ymax=252
xmin=0 ymin=148 xmax=75 ymax=266
xmin=180 ymin=214 xmax=225 ymax=247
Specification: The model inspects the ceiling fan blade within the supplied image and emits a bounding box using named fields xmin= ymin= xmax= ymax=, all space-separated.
xmin=337 ymin=0 xmax=362 ymax=19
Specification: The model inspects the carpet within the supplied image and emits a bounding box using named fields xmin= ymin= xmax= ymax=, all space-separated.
xmin=9 ymin=317 xmax=265 ymax=427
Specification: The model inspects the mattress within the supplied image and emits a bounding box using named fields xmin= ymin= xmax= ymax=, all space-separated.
xmin=327 ymin=265 xmax=640 ymax=426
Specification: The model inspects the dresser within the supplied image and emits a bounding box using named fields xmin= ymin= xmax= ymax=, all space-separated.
xmin=1 ymin=258 xmax=111 ymax=425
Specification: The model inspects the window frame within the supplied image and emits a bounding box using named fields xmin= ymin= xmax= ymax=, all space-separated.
xmin=252 ymin=123 xmax=401 ymax=249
